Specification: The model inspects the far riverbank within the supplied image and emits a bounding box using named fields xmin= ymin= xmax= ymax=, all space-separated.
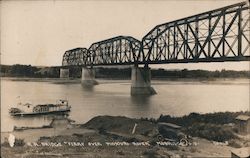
xmin=1 ymin=76 xmax=249 ymax=85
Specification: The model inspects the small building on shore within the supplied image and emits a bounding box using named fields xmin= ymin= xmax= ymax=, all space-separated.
xmin=235 ymin=115 xmax=250 ymax=134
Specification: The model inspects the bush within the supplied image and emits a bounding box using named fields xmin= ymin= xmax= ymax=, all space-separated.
xmin=184 ymin=123 xmax=236 ymax=142
xmin=14 ymin=138 xmax=25 ymax=146
xmin=158 ymin=112 xmax=250 ymax=126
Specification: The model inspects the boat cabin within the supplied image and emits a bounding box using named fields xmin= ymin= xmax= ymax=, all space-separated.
xmin=33 ymin=100 xmax=69 ymax=113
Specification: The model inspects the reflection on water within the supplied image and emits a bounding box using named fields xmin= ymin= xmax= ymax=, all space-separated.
xmin=81 ymin=84 xmax=94 ymax=91
xmin=131 ymin=95 xmax=152 ymax=106
xmin=1 ymin=79 xmax=249 ymax=132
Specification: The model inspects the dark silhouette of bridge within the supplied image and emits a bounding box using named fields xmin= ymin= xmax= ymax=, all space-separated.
xmin=60 ymin=2 xmax=250 ymax=95
xmin=62 ymin=2 xmax=250 ymax=67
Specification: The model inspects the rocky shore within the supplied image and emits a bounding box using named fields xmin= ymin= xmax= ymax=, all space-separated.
xmin=1 ymin=112 xmax=250 ymax=157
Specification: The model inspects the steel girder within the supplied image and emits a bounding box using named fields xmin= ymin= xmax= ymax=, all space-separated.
xmin=62 ymin=48 xmax=89 ymax=66
xmin=62 ymin=2 xmax=250 ymax=67
xmin=142 ymin=1 xmax=250 ymax=64
xmin=88 ymin=36 xmax=142 ymax=66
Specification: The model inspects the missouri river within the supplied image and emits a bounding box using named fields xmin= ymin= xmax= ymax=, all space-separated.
xmin=1 ymin=78 xmax=249 ymax=132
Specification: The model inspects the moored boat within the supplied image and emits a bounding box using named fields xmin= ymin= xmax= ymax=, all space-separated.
xmin=9 ymin=100 xmax=71 ymax=116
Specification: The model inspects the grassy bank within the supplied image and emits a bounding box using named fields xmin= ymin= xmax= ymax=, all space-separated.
xmin=83 ymin=111 xmax=250 ymax=142
xmin=1 ymin=111 xmax=250 ymax=157
xmin=156 ymin=111 xmax=250 ymax=142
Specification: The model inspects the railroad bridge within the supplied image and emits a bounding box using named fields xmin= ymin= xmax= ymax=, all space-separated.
xmin=61 ymin=2 xmax=250 ymax=95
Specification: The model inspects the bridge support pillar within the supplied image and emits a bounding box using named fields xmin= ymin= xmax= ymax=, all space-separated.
xmin=131 ymin=66 xmax=156 ymax=95
xmin=60 ymin=68 xmax=69 ymax=78
xmin=81 ymin=67 xmax=98 ymax=87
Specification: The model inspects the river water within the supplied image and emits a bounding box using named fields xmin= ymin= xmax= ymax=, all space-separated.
xmin=1 ymin=78 xmax=249 ymax=132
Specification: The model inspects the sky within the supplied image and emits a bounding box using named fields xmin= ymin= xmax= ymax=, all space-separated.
xmin=1 ymin=0 xmax=249 ymax=70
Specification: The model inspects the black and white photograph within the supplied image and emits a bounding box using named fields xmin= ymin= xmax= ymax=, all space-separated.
xmin=1 ymin=0 xmax=250 ymax=157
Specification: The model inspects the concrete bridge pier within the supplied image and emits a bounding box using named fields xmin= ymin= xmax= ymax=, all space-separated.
xmin=60 ymin=68 xmax=69 ymax=78
xmin=81 ymin=67 xmax=98 ymax=87
xmin=131 ymin=66 xmax=156 ymax=95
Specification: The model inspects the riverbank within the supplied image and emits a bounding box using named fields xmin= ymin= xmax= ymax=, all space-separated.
xmin=2 ymin=64 xmax=249 ymax=79
xmin=1 ymin=112 xmax=250 ymax=157
xmin=1 ymin=77 xmax=81 ymax=84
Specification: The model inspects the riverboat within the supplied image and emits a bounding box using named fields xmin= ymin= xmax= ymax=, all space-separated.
xmin=9 ymin=100 xmax=71 ymax=116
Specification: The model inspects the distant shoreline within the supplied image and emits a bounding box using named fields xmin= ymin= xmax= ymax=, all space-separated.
xmin=1 ymin=76 xmax=249 ymax=81
xmin=1 ymin=64 xmax=249 ymax=79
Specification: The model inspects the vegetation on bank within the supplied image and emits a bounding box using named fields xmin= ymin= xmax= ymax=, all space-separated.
xmin=85 ymin=111 xmax=249 ymax=143
xmin=1 ymin=64 xmax=249 ymax=79
xmin=154 ymin=111 xmax=250 ymax=142
xmin=1 ymin=112 xmax=249 ymax=158
xmin=1 ymin=64 xmax=59 ymax=78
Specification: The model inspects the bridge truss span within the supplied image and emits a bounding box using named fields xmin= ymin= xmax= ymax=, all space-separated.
xmin=62 ymin=48 xmax=89 ymax=66
xmin=142 ymin=2 xmax=250 ymax=64
xmin=62 ymin=2 xmax=250 ymax=67
xmin=88 ymin=36 xmax=142 ymax=66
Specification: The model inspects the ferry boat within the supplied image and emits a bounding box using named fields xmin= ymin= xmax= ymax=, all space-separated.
xmin=9 ymin=100 xmax=71 ymax=116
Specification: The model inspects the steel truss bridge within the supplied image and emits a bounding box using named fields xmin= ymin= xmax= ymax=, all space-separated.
xmin=62 ymin=2 xmax=250 ymax=67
